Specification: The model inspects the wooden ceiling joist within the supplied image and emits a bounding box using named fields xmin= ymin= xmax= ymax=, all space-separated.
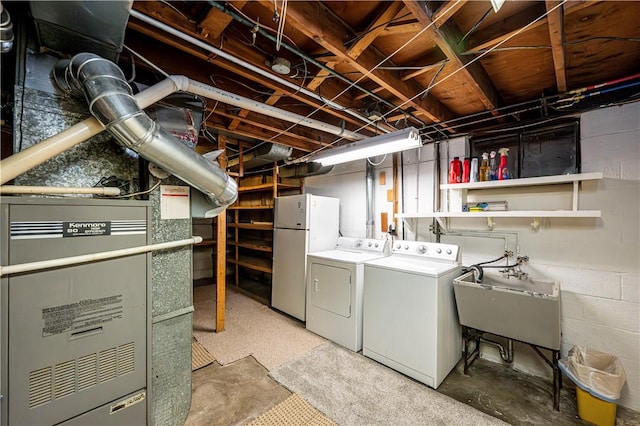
xmin=545 ymin=0 xmax=568 ymax=92
xmin=403 ymin=0 xmax=501 ymax=113
xmin=198 ymin=1 xmax=249 ymax=39
xmin=277 ymin=0 xmax=455 ymax=124
xmin=432 ymin=0 xmax=468 ymax=28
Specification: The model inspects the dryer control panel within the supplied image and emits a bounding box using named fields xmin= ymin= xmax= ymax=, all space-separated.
xmin=335 ymin=237 xmax=389 ymax=254
xmin=390 ymin=240 xmax=459 ymax=263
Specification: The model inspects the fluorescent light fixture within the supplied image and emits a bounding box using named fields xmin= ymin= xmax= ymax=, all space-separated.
xmin=311 ymin=127 xmax=422 ymax=166
xmin=490 ymin=0 xmax=506 ymax=13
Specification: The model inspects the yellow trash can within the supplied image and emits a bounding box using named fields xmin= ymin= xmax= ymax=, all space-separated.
xmin=558 ymin=346 xmax=626 ymax=426
xmin=576 ymin=387 xmax=617 ymax=426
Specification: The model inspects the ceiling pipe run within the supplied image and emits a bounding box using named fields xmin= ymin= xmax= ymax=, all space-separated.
xmin=54 ymin=53 xmax=238 ymax=211
xmin=128 ymin=9 xmax=389 ymax=134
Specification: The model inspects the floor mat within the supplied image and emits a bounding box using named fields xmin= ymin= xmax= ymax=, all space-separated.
xmin=271 ymin=342 xmax=508 ymax=426
xmin=247 ymin=393 xmax=336 ymax=426
xmin=193 ymin=285 xmax=326 ymax=371
xmin=192 ymin=337 xmax=215 ymax=371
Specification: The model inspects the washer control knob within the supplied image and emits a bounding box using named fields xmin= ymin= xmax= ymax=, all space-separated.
xmin=417 ymin=245 xmax=427 ymax=254
xmin=396 ymin=244 xmax=401 ymax=249
xmin=436 ymin=248 xmax=442 ymax=254
xmin=446 ymin=249 xmax=452 ymax=255
xmin=355 ymin=239 xmax=363 ymax=247
xmin=404 ymin=245 xmax=409 ymax=250
xmin=375 ymin=243 xmax=379 ymax=248
xmin=368 ymin=242 xmax=373 ymax=247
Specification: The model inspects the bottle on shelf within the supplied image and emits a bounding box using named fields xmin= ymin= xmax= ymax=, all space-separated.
xmin=462 ymin=158 xmax=471 ymax=183
xmin=479 ymin=152 xmax=490 ymax=182
xmin=470 ymin=157 xmax=479 ymax=182
xmin=498 ymin=147 xmax=510 ymax=180
xmin=489 ymin=151 xmax=498 ymax=181
xmin=448 ymin=156 xmax=462 ymax=184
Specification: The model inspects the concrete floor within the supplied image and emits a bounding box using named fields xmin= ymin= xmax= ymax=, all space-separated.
xmin=185 ymin=348 xmax=640 ymax=426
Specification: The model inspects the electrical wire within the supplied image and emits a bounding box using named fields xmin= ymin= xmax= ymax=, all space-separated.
xmin=113 ymin=179 xmax=162 ymax=198
xmin=123 ymin=45 xmax=170 ymax=78
xmin=421 ymin=61 xmax=446 ymax=100
xmin=563 ymin=36 xmax=640 ymax=45
xmin=366 ymin=154 xmax=387 ymax=166
xmin=159 ymin=0 xmax=196 ymax=23
xmin=344 ymin=12 xmax=413 ymax=47
xmin=459 ymin=7 xmax=492 ymax=45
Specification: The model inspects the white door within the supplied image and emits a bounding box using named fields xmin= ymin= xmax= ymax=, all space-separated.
xmin=272 ymin=228 xmax=309 ymax=321
xmin=309 ymin=262 xmax=351 ymax=318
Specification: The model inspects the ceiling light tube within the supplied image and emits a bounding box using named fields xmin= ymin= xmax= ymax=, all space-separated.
xmin=311 ymin=127 xmax=422 ymax=166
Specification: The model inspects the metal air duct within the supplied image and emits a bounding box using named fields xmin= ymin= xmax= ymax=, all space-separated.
xmin=53 ymin=53 xmax=237 ymax=211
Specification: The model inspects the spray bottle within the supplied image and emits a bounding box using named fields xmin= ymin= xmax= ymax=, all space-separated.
xmin=498 ymin=147 xmax=510 ymax=180
xmin=489 ymin=151 xmax=498 ymax=180
xmin=479 ymin=152 xmax=489 ymax=182
xmin=448 ymin=156 xmax=462 ymax=184
xmin=470 ymin=157 xmax=479 ymax=182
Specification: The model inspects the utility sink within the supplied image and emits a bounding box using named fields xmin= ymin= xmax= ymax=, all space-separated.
xmin=453 ymin=271 xmax=561 ymax=350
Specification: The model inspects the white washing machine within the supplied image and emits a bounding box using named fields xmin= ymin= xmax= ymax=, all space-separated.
xmin=363 ymin=240 xmax=462 ymax=389
xmin=306 ymin=237 xmax=389 ymax=351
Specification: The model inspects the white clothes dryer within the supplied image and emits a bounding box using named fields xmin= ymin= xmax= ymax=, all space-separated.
xmin=306 ymin=237 xmax=389 ymax=351
xmin=363 ymin=240 xmax=462 ymax=389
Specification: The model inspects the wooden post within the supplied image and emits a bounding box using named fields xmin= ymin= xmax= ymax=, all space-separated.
xmin=215 ymin=135 xmax=228 ymax=332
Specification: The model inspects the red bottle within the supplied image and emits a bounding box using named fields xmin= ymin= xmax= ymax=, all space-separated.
xmin=448 ymin=157 xmax=462 ymax=184
xmin=462 ymin=158 xmax=471 ymax=183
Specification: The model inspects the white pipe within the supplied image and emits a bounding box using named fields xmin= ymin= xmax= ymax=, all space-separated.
xmin=129 ymin=9 xmax=383 ymax=132
xmin=0 ymin=185 xmax=121 ymax=195
xmin=174 ymin=77 xmax=364 ymax=141
xmin=0 ymin=236 xmax=203 ymax=277
xmin=0 ymin=78 xmax=178 ymax=185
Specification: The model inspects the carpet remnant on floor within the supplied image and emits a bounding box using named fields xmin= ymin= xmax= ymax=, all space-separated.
xmin=247 ymin=393 xmax=337 ymax=426
xmin=271 ymin=342 xmax=508 ymax=426
xmin=192 ymin=337 xmax=215 ymax=371
xmin=192 ymin=285 xmax=326 ymax=371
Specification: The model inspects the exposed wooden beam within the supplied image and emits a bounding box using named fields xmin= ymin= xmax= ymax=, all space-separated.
xmin=467 ymin=1 xmax=600 ymax=52
xmin=432 ymin=0 xmax=468 ymax=28
xmin=546 ymin=0 xmax=568 ymax=92
xmin=278 ymin=0 xmax=455 ymax=124
xmin=199 ymin=1 xmax=249 ymax=39
xmin=212 ymin=109 xmax=330 ymax=147
xmin=206 ymin=123 xmax=318 ymax=152
xmin=400 ymin=51 xmax=449 ymax=82
xmin=402 ymin=0 xmax=501 ymax=112
xmin=353 ymin=85 xmax=385 ymax=102
xmin=384 ymin=21 xmax=422 ymax=36
xmin=347 ymin=2 xmax=406 ymax=60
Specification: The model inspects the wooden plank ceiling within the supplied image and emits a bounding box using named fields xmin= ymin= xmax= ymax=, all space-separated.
xmin=123 ymin=0 xmax=640 ymax=162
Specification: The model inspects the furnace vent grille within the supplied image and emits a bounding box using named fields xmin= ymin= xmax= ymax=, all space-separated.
xmin=118 ymin=342 xmax=135 ymax=376
xmin=28 ymin=342 xmax=136 ymax=409
xmin=54 ymin=360 xmax=76 ymax=399
xmin=77 ymin=353 xmax=97 ymax=391
xmin=28 ymin=367 xmax=52 ymax=408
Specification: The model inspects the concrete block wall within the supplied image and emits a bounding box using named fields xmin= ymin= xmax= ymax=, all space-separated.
xmin=305 ymin=102 xmax=640 ymax=411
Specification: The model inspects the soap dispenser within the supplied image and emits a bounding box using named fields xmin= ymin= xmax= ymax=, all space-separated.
xmin=479 ymin=152 xmax=490 ymax=182
xmin=489 ymin=151 xmax=498 ymax=181
xmin=498 ymin=147 xmax=510 ymax=180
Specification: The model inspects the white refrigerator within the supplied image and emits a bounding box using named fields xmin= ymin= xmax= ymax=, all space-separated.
xmin=272 ymin=194 xmax=340 ymax=321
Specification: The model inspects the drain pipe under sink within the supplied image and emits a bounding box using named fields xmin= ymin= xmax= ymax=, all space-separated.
xmin=480 ymin=335 xmax=514 ymax=363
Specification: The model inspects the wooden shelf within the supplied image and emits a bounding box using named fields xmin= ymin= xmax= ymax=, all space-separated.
xmin=228 ymin=205 xmax=273 ymax=210
xmin=228 ymin=239 xmax=273 ymax=252
xmin=227 ymin=222 xmax=274 ymax=230
xmin=238 ymin=182 xmax=301 ymax=193
xmin=227 ymin=255 xmax=273 ymax=273
xmin=194 ymin=239 xmax=216 ymax=247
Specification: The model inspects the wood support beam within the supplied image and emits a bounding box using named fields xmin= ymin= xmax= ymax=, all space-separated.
xmin=432 ymin=0 xmax=468 ymax=28
xmin=206 ymin=123 xmax=316 ymax=152
xmin=277 ymin=0 xmax=455 ymax=124
xmin=199 ymin=1 xmax=249 ymax=39
xmin=403 ymin=0 xmax=501 ymax=113
xmin=215 ymin=135 xmax=228 ymax=332
xmin=546 ymin=0 xmax=568 ymax=92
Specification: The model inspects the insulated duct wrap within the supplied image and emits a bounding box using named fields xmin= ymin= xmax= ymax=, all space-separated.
xmin=53 ymin=53 xmax=237 ymax=210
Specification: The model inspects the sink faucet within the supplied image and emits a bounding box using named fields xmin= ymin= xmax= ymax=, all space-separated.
xmin=500 ymin=256 xmax=529 ymax=279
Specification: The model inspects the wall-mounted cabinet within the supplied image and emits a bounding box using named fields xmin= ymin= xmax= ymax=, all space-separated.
xmin=227 ymin=167 xmax=302 ymax=304
xmin=397 ymin=172 xmax=602 ymax=230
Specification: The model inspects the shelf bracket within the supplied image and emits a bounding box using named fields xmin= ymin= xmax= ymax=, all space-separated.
xmin=487 ymin=217 xmax=495 ymax=230
xmin=530 ymin=217 xmax=541 ymax=231
xmin=435 ymin=216 xmax=448 ymax=231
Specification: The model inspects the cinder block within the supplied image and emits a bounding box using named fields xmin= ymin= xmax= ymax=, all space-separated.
xmin=581 ymin=102 xmax=640 ymax=138
xmin=582 ymin=132 xmax=640 ymax=163
xmin=562 ymin=318 xmax=639 ymax=361
xmin=561 ymin=291 xmax=585 ymax=320
xmin=544 ymin=265 xmax=622 ymax=300
xmin=621 ymin=158 xmax=640 ymax=181
xmin=622 ymin=275 xmax=640 ymax=304
xmin=582 ymin=296 xmax=640 ymax=333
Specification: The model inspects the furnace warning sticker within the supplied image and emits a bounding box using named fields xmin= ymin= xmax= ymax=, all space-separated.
xmin=42 ymin=294 xmax=124 ymax=337
xmin=110 ymin=391 xmax=146 ymax=415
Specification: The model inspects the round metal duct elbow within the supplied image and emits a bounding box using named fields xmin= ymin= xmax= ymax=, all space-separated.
xmin=53 ymin=53 xmax=237 ymax=210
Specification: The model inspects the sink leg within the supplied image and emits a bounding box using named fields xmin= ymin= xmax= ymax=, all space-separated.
xmin=553 ymin=350 xmax=560 ymax=411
